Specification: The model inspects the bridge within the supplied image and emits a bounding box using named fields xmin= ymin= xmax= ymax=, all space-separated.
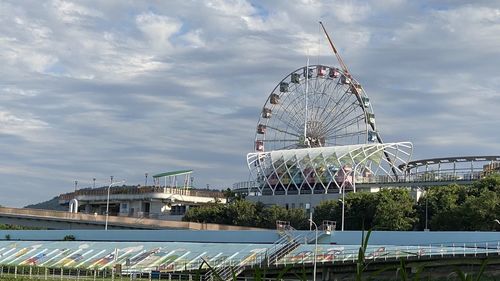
xmin=0 ymin=207 xmax=263 ymax=230
xmin=234 ymin=177 xmax=477 ymax=196
xmin=234 ymin=155 xmax=500 ymax=196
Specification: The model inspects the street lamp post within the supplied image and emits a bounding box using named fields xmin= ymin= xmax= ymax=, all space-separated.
xmin=105 ymin=180 xmax=125 ymax=230
xmin=425 ymin=190 xmax=429 ymax=231
xmin=340 ymin=183 xmax=346 ymax=231
xmin=416 ymin=187 xmax=429 ymax=231
xmin=308 ymin=219 xmax=318 ymax=281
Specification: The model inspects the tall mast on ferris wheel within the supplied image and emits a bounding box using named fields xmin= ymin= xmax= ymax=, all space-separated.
xmin=319 ymin=21 xmax=384 ymax=145
xmin=304 ymin=57 xmax=309 ymax=147
xmin=319 ymin=21 xmax=399 ymax=177
xmin=319 ymin=21 xmax=351 ymax=77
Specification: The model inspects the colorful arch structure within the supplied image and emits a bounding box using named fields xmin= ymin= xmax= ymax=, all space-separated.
xmin=247 ymin=142 xmax=413 ymax=195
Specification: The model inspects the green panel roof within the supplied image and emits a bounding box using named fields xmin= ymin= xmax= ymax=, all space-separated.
xmin=152 ymin=170 xmax=193 ymax=178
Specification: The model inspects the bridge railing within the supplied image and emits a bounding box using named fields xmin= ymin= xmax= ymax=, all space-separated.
xmin=60 ymin=186 xmax=225 ymax=201
xmin=354 ymin=169 xmax=483 ymax=185
xmin=0 ymin=207 xmax=264 ymax=231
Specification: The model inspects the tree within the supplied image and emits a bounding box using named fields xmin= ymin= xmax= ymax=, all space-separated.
xmin=418 ymin=180 xmax=500 ymax=231
xmin=372 ymin=189 xmax=415 ymax=231
xmin=258 ymin=205 xmax=289 ymax=229
xmin=313 ymin=189 xmax=416 ymax=231
xmin=225 ymin=200 xmax=257 ymax=226
xmin=472 ymin=173 xmax=500 ymax=193
xmin=182 ymin=202 xmax=226 ymax=224
xmin=183 ymin=200 xmax=309 ymax=229
xmin=287 ymin=208 xmax=308 ymax=230
xmin=184 ymin=177 xmax=500 ymax=231
xmin=313 ymin=200 xmax=341 ymax=225
xmin=416 ymin=184 xmax=467 ymax=230
xmin=344 ymin=192 xmax=378 ymax=230
xmin=459 ymin=190 xmax=499 ymax=231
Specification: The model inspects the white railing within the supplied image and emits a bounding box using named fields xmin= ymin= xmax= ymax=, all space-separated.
xmin=1 ymin=242 xmax=498 ymax=277
xmin=153 ymin=241 xmax=500 ymax=273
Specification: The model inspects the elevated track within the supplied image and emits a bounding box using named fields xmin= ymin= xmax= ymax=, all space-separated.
xmin=0 ymin=207 xmax=263 ymax=230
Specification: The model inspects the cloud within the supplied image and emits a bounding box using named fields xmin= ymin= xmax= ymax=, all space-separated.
xmin=51 ymin=0 xmax=103 ymax=23
xmin=0 ymin=110 xmax=49 ymax=139
xmin=0 ymin=0 xmax=499 ymax=207
xmin=135 ymin=12 xmax=182 ymax=50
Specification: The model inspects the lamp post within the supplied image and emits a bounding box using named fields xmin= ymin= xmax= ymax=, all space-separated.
xmin=416 ymin=187 xmax=429 ymax=231
xmin=340 ymin=183 xmax=346 ymax=231
xmin=105 ymin=180 xmax=125 ymax=230
xmin=425 ymin=191 xmax=429 ymax=231
xmin=308 ymin=219 xmax=318 ymax=281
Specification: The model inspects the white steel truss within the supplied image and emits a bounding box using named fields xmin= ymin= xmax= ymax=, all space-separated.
xmin=247 ymin=142 xmax=413 ymax=195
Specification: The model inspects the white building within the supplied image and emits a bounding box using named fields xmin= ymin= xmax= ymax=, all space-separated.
xmin=60 ymin=170 xmax=226 ymax=221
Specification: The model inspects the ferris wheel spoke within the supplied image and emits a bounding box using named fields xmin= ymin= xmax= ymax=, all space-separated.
xmin=330 ymin=87 xmax=355 ymax=119
xmin=265 ymin=124 xmax=302 ymax=138
xmin=324 ymin=114 xmax=366 ymax=138
xmin=308 ymin=79 xmax=327 ymax=122
xmin=277 ymin=84 xmax=309 ymax=133
xmin=281 ymin=143 xmax=301 ymax=150
xmin=272 ymin=98 xmax=305 ymax=134
xmin=276 ymin=100 xmax=307 ymax=134
xmin=317 ymin=86 xmax=352 ymax=129
xmin=272 ymin=115 xmax=303 ymax=137
xmin=262 ymin=139 xmax=299 ymax=142
xmin=322 ymin=109 xmax=361 ymax=138
xmin=331 ymin=130 xmax=366 ymax=139
xmin=316 ymin=80 xmax=338 ymax=120
xmin=314 ymin=81 xmax=343 ymax=124
xmin=327 ymin=130 xmax=366 ymax=142
xmin=328 ymin=102 xmax=359 ymax=129
xmin=320 ymin=99 xmax=359 ymax=136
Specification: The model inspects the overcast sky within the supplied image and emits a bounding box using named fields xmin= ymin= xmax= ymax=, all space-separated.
xmin=0 ymin=0 xmax=499 ymax=207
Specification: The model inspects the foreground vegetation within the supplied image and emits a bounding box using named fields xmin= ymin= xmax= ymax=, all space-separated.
xmin=184 ymin=174 xmax=500 ymax=231
xmin=0 ymin=224 xmax=35 ymax=230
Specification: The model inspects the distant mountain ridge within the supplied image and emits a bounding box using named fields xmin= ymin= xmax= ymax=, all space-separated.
xmin=24 ymin=196 xmax=66 ymax=211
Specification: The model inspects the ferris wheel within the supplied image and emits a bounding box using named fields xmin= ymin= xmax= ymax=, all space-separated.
xmin=254 ymin=64 xmax=379 ymax=152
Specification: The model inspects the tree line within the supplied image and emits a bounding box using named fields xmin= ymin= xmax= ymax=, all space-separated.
xmin=183 ymin=174 xmax=500 ymax=231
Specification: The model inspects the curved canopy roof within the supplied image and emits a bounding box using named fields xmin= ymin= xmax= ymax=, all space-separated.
xmin=152 ymin=170 xmax=193 ymax=178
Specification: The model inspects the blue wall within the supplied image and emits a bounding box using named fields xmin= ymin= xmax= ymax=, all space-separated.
xmin=0 ymin=229 xmax=280 ymax=243
xmin=330 ymin=231 xmax=500 ymax=246
xmin=0 ymin=229 xmax=498 ymax=246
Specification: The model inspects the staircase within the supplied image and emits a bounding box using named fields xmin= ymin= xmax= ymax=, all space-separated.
xmin=203 ymin=221 xmax=305 ymax=281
